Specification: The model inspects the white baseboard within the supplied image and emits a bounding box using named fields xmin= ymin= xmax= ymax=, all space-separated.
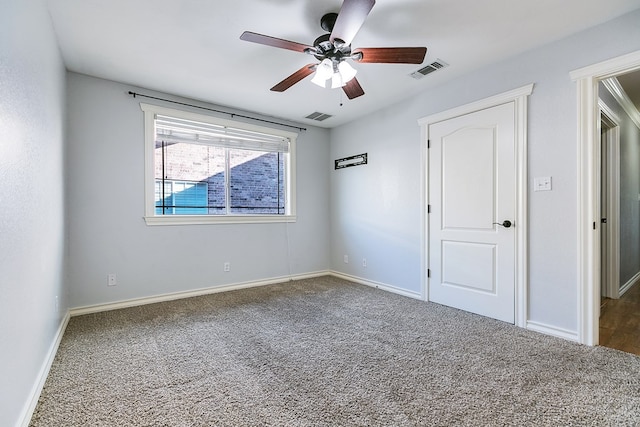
xmin=329 ymin=271 xmax=423 ymax=300
xmin=619 ymin=271 xmax=640 ymax=296
xmin=69 ymin=270 xmax=331 ymax=317
xmin=19 ymin=311 xmax=70 ymax=427
xmin=526 ymin=320 xmax=579 ymax=342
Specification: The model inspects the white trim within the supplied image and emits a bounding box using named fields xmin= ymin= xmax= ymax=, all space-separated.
xmin=598 ymin=98 xmax=621 ymax=124
xmin=514 ymin=91 xmax=529 ymax=328
xmin=329 ymin=271 xmax=423 ymax=300
xmin=417 ymin=84 xmax=534 ymax=126
xmin=418 ymin=84 xmax=532 ymax=328
xmin=602 ymin=78 xmax=640 ymax=130
xmin=598 ymin=99 xmax=620 ymax=300
xmin=576 ymin=76 xmax=599 ymax=346
xmin=19 ymin=312 xmax=70 ymax=427
xmin=570 ymin=50 xmax=640 ymax=81
xmin=69 ymin=271 xmax=330 ymax=316
xmin=143 ymin=214 xmax=297 ymax=226
xmin=69 ymin=271 xmax=425 ymax=317
xmin=620 ymin=271 xmax=640 ymax=296
xmin=572 ymin=49 xmax=640 ymax=346
xmin=419 ymin=118 xmax=429 ymax=301
xmin=526 ymin=320 xmax=579 ymax=343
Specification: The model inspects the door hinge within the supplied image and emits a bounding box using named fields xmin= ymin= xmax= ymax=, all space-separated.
xmin=427 ymin=139 xmax=431 ymax=149
xmin=593 ymin=221 xmax=596 ymax=230
xmin=427 ymin=269 xmax=431 ymax=278
xmin=427 ymin=204 xmax=431 ymax=214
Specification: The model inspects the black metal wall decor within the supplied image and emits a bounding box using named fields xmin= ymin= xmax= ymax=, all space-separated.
xmin=335 ymin=153 xmax=367 ymax=170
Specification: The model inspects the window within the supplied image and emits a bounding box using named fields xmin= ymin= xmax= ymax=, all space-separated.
xmin=141 ymin=103 xmax=297 ymax=225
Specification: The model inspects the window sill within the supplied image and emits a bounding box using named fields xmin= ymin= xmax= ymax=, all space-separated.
xmin=144 ymin=214 xmax=297 ymax=226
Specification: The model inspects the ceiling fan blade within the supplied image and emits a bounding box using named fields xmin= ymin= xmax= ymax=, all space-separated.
xmin=240 ymin=31 xmax=313 ymax=53
xmin=342 ymin=77 xmax=365 ymax=99
xmin=330 ymin=0 xmax=376 ymax=45
xmin=271 ymin=64 xmax=317 ymax=92
xmin=353 ymin=47 xmax=427 ymax=64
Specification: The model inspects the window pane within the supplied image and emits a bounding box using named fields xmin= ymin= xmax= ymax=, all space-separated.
xmin=155 ymin=141 xmax=226 ymax=215
xmin=155 ymin=181 xmax=174 ymax=215
xmin=229 ymin=149 xmax=285 ymax=215
xmin=173 ymin=181 xmax=208 ymax=215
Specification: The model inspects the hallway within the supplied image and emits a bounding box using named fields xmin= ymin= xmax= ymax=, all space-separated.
xmin=600 ymin=284 xmax=640 ymax=355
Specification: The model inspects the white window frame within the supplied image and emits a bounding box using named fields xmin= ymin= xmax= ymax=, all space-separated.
xmin=141 ymin=103 xmax=297 ymax=225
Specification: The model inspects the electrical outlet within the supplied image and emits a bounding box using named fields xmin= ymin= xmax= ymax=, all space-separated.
xmin=224 ymin=262 xmax=231 ymax=272
xmin=343 ymin=255 xmax=349 ymax=264
xmin=107 ymin=273 xmax=117 ymax=286
xmin=362 ymin=258 xmax=367 ymax=268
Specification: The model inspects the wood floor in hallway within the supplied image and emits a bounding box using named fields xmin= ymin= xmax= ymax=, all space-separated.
xmin=600 ymin=283 xmax=640 ymax=356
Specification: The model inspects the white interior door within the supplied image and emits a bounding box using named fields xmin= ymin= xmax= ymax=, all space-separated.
xmin=428 ymin=102 xmax=516 ymax=323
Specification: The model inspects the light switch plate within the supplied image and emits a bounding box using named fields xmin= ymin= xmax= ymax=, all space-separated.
xmin=534 ymin=176 xmax=552 ymax=191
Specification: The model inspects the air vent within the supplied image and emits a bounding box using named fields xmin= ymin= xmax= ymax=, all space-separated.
xmin=305 ymin=112 xmax=333 ymax=122
xmin=410 ymin=59 xmax=449 ymax=79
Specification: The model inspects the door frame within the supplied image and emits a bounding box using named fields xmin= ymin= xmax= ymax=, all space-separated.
xmin=418 ymin=84 xmax=533 ymax=328
xmin=598 ymin=98 xmax=620 ymax=300
xmin=570 ymin=49 xmax=640 ymax=346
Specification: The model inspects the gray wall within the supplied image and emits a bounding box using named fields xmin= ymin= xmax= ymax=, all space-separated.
xmin=599 ymin=82 xmax=640 ymax=289
xmin=329 ymin=9 xmax=640 ymax=333
xmin=66 ymin=73 xmax=331 ymax=308
xmin=0 ymin=0 xmax=67 ymax=425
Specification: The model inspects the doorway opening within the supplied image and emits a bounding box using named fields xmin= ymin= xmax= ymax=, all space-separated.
xmin=598 ymin=74 xmax=640 ymax=355
xmin=598 ymin=99 xmax=620 ymax=305
xmin=572 ymin=49 xmax=640 ymax=347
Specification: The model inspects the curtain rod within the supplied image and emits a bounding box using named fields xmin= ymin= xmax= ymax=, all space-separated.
xmin=128 ymin=91 xmax=307 ymax=132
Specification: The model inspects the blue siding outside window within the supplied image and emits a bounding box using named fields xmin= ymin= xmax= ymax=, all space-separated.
xmin=155 ymin=180 xmax=208 ymax=215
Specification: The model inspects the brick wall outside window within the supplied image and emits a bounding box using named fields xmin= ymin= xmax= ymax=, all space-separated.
xmin=155 ymin=142 xmax=284 ymax=214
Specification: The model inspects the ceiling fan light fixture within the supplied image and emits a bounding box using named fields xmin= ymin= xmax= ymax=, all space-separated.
xmin=331 ymin=72 xmax=345 ymax=88
xmin=240 ymin=0 xmax=428 ymax=100
xmin=311 ymin=73 xmax=328 ymax=87
xmin=311 ymin=58 xmax=333 ymax=87
xmin=338 ymin=61 xmax=357 ymax=83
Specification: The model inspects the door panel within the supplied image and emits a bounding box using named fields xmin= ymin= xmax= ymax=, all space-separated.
xmin=429 ymin=102 xmax=515 ymax=323
xmin=442 ymin=241 xmax=496 ymax=293
xmin=442 ymin=128 xmax=496 ymax=230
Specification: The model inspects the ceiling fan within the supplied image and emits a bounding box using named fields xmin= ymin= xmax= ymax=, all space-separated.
xmin=240 ymin=0 xmax=427 ymax=100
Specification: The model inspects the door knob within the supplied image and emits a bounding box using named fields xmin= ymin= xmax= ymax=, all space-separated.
xmin=493 ymin=220 xmax=513 ymax=228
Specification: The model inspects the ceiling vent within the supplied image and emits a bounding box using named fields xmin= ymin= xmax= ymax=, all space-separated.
xmin=410 ymin=59 xmax=449 ymax=79
xmin=305 ymin=112 xmax=333 ymax=122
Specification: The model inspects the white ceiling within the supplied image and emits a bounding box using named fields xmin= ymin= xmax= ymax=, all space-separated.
xmin=46 ymin=0 xmax=640 ymax=128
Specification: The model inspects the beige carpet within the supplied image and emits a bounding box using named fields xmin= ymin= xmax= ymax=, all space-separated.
xmin=31 ymin=276 xmax=640 ymax=426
